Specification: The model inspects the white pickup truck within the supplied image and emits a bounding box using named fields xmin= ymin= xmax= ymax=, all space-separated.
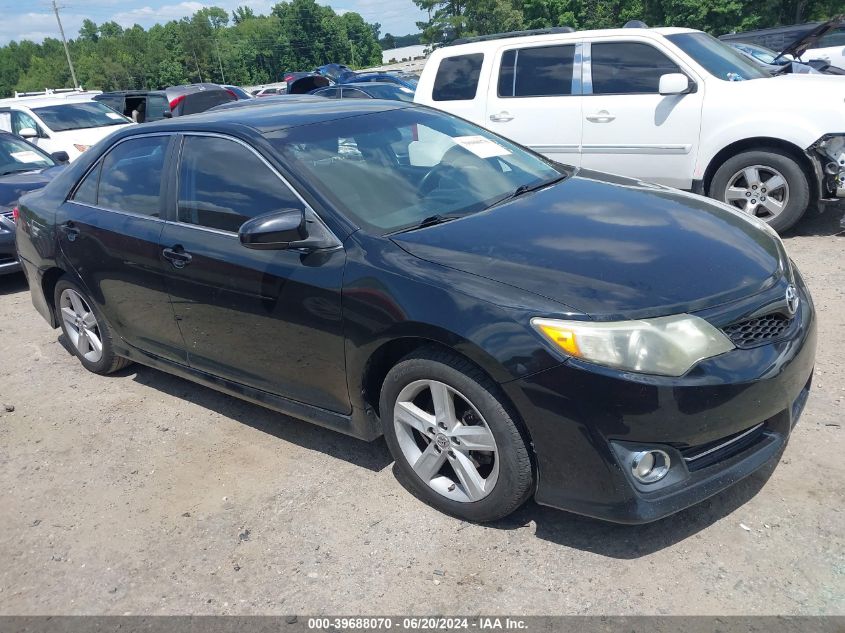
xmin=415 ymin=26 xmax=845 ymax=232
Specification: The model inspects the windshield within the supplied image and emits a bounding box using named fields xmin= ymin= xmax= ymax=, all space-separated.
xmin=0 ymin=135 xmax=54 ymax=174
xmin=667 ymin=32 xmax=769 ymax=81
xmin=270 ymin=107 xmax=563 ymax=234
xmin=32 ymin=101 xmax=130 ymax=132
xmin=364 ymin=84 xmax=415 ymax=102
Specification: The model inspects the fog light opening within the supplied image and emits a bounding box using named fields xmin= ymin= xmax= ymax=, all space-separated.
xmin=631 ymin=450 xmax=671 ymax=484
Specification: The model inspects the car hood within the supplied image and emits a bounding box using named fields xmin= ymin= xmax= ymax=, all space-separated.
xmin=55 ymin=123 xmax=133 ymax=147
xmin=775 ymin=14 xmax=844 ymax=60
xmin=0 ymin=164 xmax=64 ymax=208
xmin=391 ymin=171 xmax=784 ymax=320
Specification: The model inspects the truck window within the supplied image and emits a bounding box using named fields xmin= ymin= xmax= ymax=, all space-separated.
xmin=433 ymin=54 xmax=484 ymax=101
xmin=590 ymin=42 xmax=681 ymax=94
xmin=498 ymin=45 xmax=576 ymax=97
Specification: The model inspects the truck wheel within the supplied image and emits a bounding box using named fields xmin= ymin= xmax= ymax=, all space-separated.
xmin=710 ymin=149 xmax=810 ymax=233
xmin=380 ymin=347 xmax=533 ymax=522
xmin=54 ymin=276 xmax=132 ymax=375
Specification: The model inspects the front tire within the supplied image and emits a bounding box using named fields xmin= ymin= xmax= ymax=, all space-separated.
xmin=709 ymin=149 xmax=810 ymax=233
xmin=54 ymin=276 xmax=131 ymax=375
xmin=380 ymin=347 xmax=533 ymax=522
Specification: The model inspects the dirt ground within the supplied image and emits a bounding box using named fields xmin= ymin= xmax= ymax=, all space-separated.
xmin=0 ymin=208 xmax=843 ymax=616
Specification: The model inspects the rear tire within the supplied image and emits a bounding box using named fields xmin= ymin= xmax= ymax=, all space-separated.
xmin=54 ymin=276 xmax=131 ymax=375
xmin=709 ymin=149 xmax=810 ymax=233
xmin=380 ymin=346 xmax=533 ymax=522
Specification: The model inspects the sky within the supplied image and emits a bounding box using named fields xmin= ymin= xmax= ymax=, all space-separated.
xmin=0 ymin=0 xmax=426 ymax=45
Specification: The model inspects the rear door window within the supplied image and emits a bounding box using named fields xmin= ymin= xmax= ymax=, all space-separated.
xmin=590 ymin=42 xmax=681 ymax=94
xmin=433 ymin=53 xmax=484 ymax=101
xmin=498 ymin=45 xmax=576 ymax=97
xmin=97 ymin=135 xmax=169 ymax=216
xmin=72 ymin=163 xmax=100 ymax=205
xmin=182 ymin=90 xmax=234 ymax=115
xmin=177 ymin=135 xmax=304 ymax=233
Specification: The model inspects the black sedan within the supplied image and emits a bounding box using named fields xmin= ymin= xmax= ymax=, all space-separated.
xmin=0 ymin=132 xmax=65 ymax=275
xmin=311 ymin=82 xmax=415 ymax=102
xmin=15 ymin=101 xmax=816 ymax=523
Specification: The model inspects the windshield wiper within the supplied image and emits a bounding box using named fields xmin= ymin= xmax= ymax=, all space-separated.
xmin=391 ymin=213 xmax=464 ymax=234
xmin=485 ymin=173 xmax=568 ymax=210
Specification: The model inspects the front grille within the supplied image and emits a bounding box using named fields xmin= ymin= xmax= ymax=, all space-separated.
xmin=722 ymin=313 xmax=791 ymax=348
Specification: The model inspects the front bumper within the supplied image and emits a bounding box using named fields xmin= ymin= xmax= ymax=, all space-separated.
xmin=503 ymin=276 xmax=817 ymax=524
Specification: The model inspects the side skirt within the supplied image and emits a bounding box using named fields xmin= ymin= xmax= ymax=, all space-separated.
xmin=114 ymin=342 xmax=382 ymax=441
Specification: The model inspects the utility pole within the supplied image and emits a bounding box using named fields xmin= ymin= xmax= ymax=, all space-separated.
xmin=51 ymin=0 xmax=80 ymax=90
xmin=214 ymin=39 xmax=226 ymax=84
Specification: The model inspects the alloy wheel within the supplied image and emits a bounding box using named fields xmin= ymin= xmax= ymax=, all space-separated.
xmin=723 ymin=164 xmax=790 ymax=221
xmin=59 ymin=288 xmax=104 ymax=363
xmin=393 ymin=379 xmax=499 ymax=503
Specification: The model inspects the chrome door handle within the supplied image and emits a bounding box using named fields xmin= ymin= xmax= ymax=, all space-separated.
xmin=489 ymin=111 xmax=515 ymax=122
xmin=60 ymin=221 xmax=79 ymax=242
xmin=162 ymin=246 xmax=193 ymax=269
xmin=586 ymin=110 xmax=616 ymax=123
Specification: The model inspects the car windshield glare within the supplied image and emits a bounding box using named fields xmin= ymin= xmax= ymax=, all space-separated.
xmin=270 ymin=107 xmax=563 ymax=234
xmin=32 ymin=101 xmax=130 ymax=132
xmin=0 ymin=135 xmax=53 ymax=173
xmin=667 ymin=32 xmax=770 ymax=81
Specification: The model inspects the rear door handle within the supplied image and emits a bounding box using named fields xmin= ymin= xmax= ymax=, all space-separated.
xmin=586 ymin=110 xmax=616 ymax=123
xmin=162 ymin=246 xmax=192 ymax=269
xmin=489 ymin=111 xmax=515 ymax=123
xmin=60 ymin=221 xmax=79 ymax=241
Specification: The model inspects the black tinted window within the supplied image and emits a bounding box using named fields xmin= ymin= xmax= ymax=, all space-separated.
xmin=146 ymin=95 xmax=169 ymax=120
xmin=818 ymin=27 xmax=845 ymax=48
xmin=98 ymin=136 xmax=168 ymax=216
xmin=72 ymin=163 xmax=100 ymax=205
xmin=591 ymin=42 xmax=681 ymax=94
xmin=178 ymin=136 xmax=304 ymax=233
xmin=342 ymin=88 xmax=370 ymax=99
xmin=498 ymin=45 xmax=575 ymax=97
xmin=433 ymin=54 xmax=484 ymax=101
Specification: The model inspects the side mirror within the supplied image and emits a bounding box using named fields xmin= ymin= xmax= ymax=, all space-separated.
xmin=658 ymin=73 xmax=692 ymax=95
xmin=18 ymin=127 xmax=38 ymax=139
xmin=239 ymin=209 xmax=307 ymax=250
xmin=51 ymin=151 xmax=70 ymax=164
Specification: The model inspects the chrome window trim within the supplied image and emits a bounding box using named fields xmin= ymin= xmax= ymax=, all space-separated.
xmin=174 ymin=131 xmax=341 ymax=247
xmin=581 ymin=42 xmax=593 ymax=94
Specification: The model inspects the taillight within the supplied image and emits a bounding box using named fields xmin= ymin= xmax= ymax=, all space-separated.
xmin=284 ymin=75 xmax=294 ymax=82
xmin=169 ymin=95 xmax=186 ymax=110
xmin=225 ymin=88 xmax=237 ymax=100
xmin=12 ymin=206 xmax=19 ymax=222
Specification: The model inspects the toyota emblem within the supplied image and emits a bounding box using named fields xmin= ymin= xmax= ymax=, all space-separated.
xmin=785 ymin=284 xmax=799 ymax=316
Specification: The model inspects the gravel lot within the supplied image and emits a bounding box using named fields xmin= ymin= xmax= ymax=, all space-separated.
xmin=0 ymin=207 xmax=843 ymax=616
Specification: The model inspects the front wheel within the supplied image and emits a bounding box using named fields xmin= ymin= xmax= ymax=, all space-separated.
xmin=709 ymin=149 xmax=810 ymax=233
xmin=380 ymin=347 xmax=533 ymax=522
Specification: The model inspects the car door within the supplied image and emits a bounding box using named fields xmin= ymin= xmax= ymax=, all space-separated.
xmin=158 ymin=133 xmax=349 ymax=413
xmin=57 ymin=133 xmax=188 ymax=363
xmin=579 ymin=39 xmax=704 ymax=189
xmin=484 ymin=41 xmax=583 ymax=166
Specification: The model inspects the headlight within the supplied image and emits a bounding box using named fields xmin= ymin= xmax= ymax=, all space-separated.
xmin=531 ymin=314 xmax=735 ymax=377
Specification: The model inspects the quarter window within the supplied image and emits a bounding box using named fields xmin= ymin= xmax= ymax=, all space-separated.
xmin=498 ymin=45 xmax=576 ymax=97
xmin=97 ymin=136 xmax=168 ymax=216
xmin=590 ymin=42 xmax=681 ymax=94
xmin=177 ymin=136 xmax=304 ymax=233
xmin=433 ymin=54 xmax=484 ymax=101
xmin=71 ymin=163 xmax=100 ymax=205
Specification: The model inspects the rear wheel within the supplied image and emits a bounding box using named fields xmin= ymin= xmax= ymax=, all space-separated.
xmin=54 ymin=276 xmax=131 ymax=375
xmin=380 ymin=347 xmax=533 ymax=522
xmin=710 ymin=149 xmax=810 ymax=233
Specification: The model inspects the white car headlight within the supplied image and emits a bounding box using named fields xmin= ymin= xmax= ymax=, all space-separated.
xmin=531 ymin=314 xmax=735 ymax=377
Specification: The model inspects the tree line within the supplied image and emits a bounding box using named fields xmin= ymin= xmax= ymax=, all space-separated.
xmin=412 ymin=0 xmax=844 ymax=43
xmin=0 ymin=0 xmax=384 ymax=97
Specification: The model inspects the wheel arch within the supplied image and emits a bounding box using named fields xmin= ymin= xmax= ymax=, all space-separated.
xmin=40 ymin=266 xmax=68 ymax=328
xmin=702 ymin=137 xmax=818 ymax=202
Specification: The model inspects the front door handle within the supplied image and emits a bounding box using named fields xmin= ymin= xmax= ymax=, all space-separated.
xmin=489 ymin=111 xmax=515 ymax=123
xmin=586 ymin=110 xmax=616 ymax=123
xmin=162 ymin=246 xmax=193 ymax=269
xmin=60 ymin=221 xmax=79 ymax=242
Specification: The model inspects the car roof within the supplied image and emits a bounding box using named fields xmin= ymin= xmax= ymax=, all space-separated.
xmin=98 ymin=90 xmax=167 ymax=97
xmin=126 ymin=99 xmax=415 ymax=136
xmin=0 ymin=93 xmax=100 ymax=108
xmin=338 ymin=82 xmax=408 ymax=90
xmin=435 ymin=26 xmax=700 ymax=53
